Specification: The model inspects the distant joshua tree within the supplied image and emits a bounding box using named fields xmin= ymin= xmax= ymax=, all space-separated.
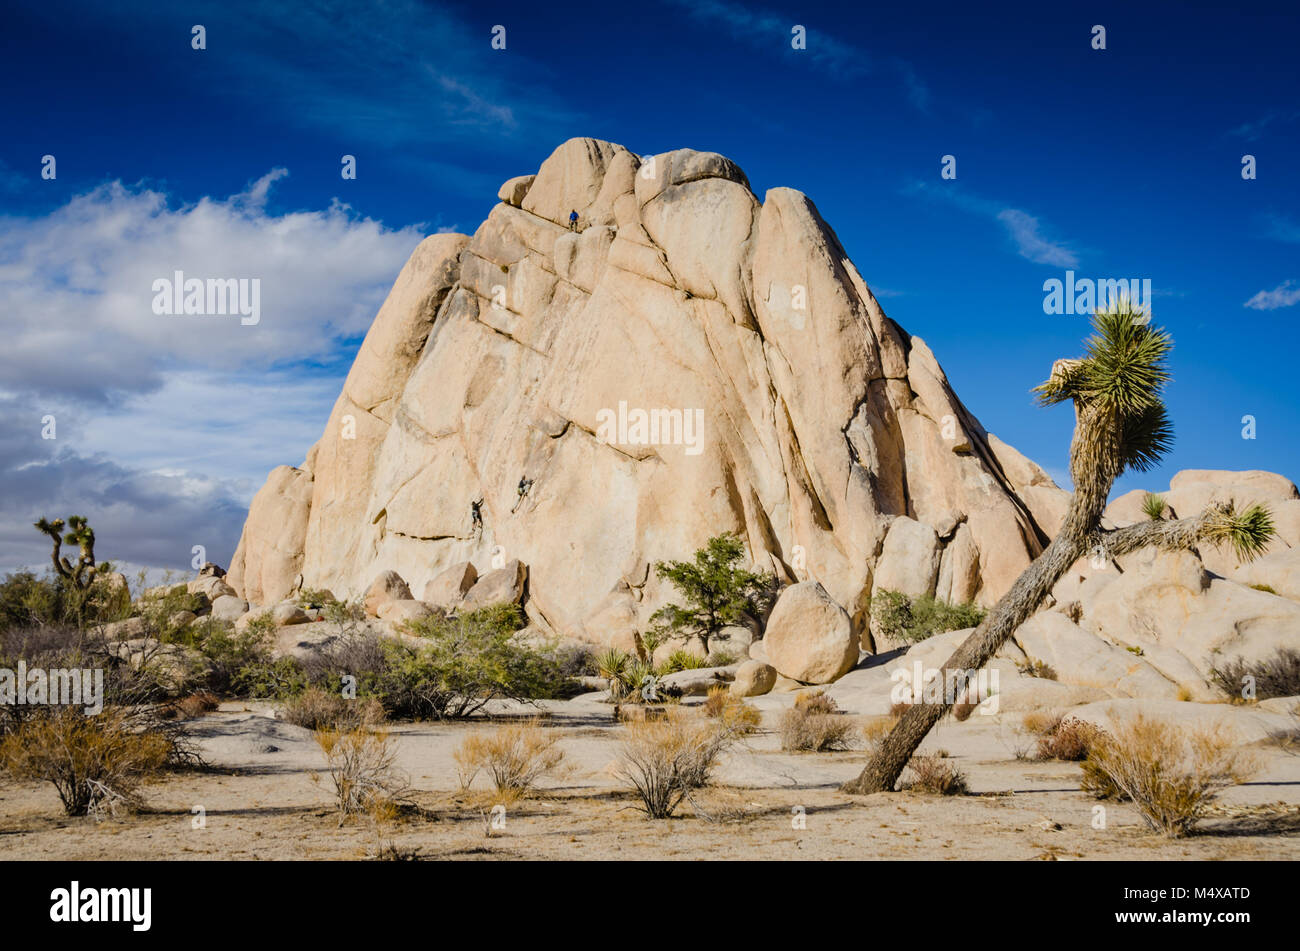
xmin=844 ymin=302 xmax=1276 ymax=795
xmin=34 ymin=515 xmax=104 ymax=592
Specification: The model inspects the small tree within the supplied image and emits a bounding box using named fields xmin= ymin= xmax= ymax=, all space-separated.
xmin=844 ymin=303 xmax=1276 ymax=795
xmin=649 ymin=533 xmax=777 ymax=655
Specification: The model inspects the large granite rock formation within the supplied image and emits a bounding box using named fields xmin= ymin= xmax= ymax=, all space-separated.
xmin=228 ymin=137 xmax=1070 ymax=647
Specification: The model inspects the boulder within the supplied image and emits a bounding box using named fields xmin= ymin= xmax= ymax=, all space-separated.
xmin=872 ymin=517 xmax=940 ymax=599
xmin=377 ymin=599 xmax=441 ymax=625
xmin=100 ymin=616 xmax=147 ymax=640
xmin=658 ymin=665 xmax=737 ymax=697
xmin=421 ymin=561 xmax=479 ymax=608
xmin=168 ymin=610 xmax=198 ymax=629
xmin=730 ymin=660 xmax=777 ymax=697
xmin=210 ymin=594 xmax=249 ymax=623
xmin=272 ymin=602 xmax=310 ymax=626
xmin=189 ymin=574 xmax=237 ymax=602
xmin=763 ymin=582 xmax=859 ymax=684
xmin=460 ymin=560 xmax=527 ymax=613
xmin=498 ymin=174 xmax=536 ymax=207
xmin=364 ymin=570 xmax=413 ymax=617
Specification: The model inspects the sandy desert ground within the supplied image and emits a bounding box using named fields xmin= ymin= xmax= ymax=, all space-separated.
xmin=2 ymin=692 xmax=1297 ymax=862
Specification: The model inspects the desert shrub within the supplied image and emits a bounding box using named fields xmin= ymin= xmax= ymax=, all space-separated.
xmin=706 ymin=649 xmax=739 ymax=667
xmin=1248 ymin=583 xmax=1277 ymax=594
xmin=903 ymin=754 xmax=968 ymax=795
xmin=1080 ymin=714 xmax=1256 ymax=836
xmin=364 ymin=604 xmax=571 ymax=719
xmin=297 ymin=587 xmax=338 ymax=609
xmin=281 ymin=687 xmax=384 ymax=731
xmin=0 ymin=706 xmax=173 ymax=816
xmin=0 ymin=570 xmax=131 ymax=632
xmin=453 ymin=720 xmax=565 ymax=800
xmin=871 ymin=590 xmax=985 ymax=644
xmin=187 ymin=616 xmax=278 ymax=695
xmin=1035 ymin=716 xmax=1102 ymax=761
xmin=1016 ymin=658 xmax=1058 ymax=680
xmin=315 ymin=726 xmax=409 ymax=820
xmin=1021 ymin=710 xmax=1062 ymax=735
xmin=780 ymin=691 xmax=853 ymax=752
xmin=701 ymin=686 xmax=761 ymax=735
xmin=861 ymin=715 xmax=896 ymax=752
xmin=1209 ymin=648 xmax=1300 ymax=701
xmin=172 ymin=691 xmax=220 ymax=719
xmin=616 ymin=711 xmax=731 ymax=818
xmin=139 ymin=585 xmax=209 ymax=642
xmin=660 ymin=648 xmax=707 ymax=674
xmin=550 ymin=642 xmax=597 ymax=679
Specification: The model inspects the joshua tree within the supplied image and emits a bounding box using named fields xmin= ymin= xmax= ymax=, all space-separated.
xmin=844 ymin=303 xmax=1276 ymax=795
xmin=34 ymin=515 xmax=103 ymax=592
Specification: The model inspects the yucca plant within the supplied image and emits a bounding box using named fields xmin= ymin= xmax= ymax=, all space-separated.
xmin=845 ymin=302 xmax=1278 ymax=794
xmin=596 ymin=647 xmax=632 ymax=701
xmin=1141 ymin=492 xmax=1168 ymax=521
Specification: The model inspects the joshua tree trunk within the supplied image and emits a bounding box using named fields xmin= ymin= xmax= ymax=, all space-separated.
xmin=842 ymin=321 xmax=1275 ymax=795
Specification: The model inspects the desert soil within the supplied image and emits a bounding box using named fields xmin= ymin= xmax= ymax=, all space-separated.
xmin=2 ymin=695 xmax=1298 ymax=861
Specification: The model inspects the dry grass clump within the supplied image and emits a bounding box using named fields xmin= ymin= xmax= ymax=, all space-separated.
xmin=780 ymin=690 xmax=854 ymax=752
xmin=453 ymin=720 xmax=566 ymax=802
xmin=860 ymin=714 xmax=898 ymax=756
xmin=902 ymin=754 xmax=968 ymax=795
xmin=281 ymin=686 xmax=385 ymax=731
xmin=314 ymin=726 xmax=410 ymax=822
xmin=167 ymin=690 xmax=220 ymax=719
xmin=701 ymin=686 xmax=761 ymax=735
xmin=1035 ymin=715 xmax=1103 ymax=761
xmin=616 ymin=709 xmax=731 ymax=818
xmin=0 ymin=707 xmax=172 ymax=816
xmin=1079 ymin=713 xmax=1256 ymax=836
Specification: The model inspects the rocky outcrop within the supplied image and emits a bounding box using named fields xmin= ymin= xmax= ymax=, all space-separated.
xmin=227 ymin=137 xmax=1110 ymax=646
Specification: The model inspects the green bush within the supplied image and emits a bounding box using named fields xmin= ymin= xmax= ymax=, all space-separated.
xmin=660 ymin=649 xmax=707 ymax=674
xmin=363 ymin=603 xmax=573 ymax=719
xmin=870 ymin=590 xmax=985 ymax=644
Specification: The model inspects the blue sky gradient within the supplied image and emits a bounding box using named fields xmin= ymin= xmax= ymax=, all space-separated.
xmin=1 ymin=0 xmax=1297 ymax=572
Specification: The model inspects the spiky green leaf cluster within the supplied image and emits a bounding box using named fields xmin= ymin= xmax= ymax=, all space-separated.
xmin=1203 ymin=503 xmax=1276 ymax=562
xmin=1034 ymin=302 xmax=1175 ymax=475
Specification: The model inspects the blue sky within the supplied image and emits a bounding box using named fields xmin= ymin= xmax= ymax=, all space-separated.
xmin=1 ymin=0 xmax=1297 ymax=573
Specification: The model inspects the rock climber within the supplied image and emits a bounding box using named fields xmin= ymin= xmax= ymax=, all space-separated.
xmin=568 ymin=209 xmax=578 ymax=231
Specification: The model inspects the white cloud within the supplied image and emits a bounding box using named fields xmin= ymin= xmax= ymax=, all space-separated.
xmin=0 ymin=172 xmax=425 ymax=403
xmin=905 ymin=181 xmax=1080 ymax=268
xmin=995 ymin=209 xmax=1080 ymax=268
xmin=0 ymin=173 xmax=433 ymax=574
xmin=1244 ymin=280 xmax=1300 ymax=310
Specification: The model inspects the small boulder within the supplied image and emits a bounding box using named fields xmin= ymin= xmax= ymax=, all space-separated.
xmin=498 ymin=174 xmax=537 ymax=207
xmin=377 ymin=599 xmax=441 ymax=625
xmin=421 ymin=561 xmax=479 ymax=608
xmin=460 ymin=560 xmax=527 ymax=612
xmin=658 ymin=665 xmax=737 ymax=697
xmin=272 ymin=602 xmax=310 ymax=626
xmin=364 ymin=570 xmax=413 ymax=617
xmin=730 ymin=660 xmax=777 ymax=697
xmin=168 ymin=610 xmax=198 ymax=629
xmin=763 ymin=581 xmax=859 ymax=684
xmin=101 ymin=616 xmax=147 ymax=640
xmin=189 ymin=574 xmax=238 ymax=602
xmin=210 ymin=594 xmax=250 ymax=623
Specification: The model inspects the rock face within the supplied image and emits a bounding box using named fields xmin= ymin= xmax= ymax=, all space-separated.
xmin=228 ymin=137 xmax=1096 ymax=645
